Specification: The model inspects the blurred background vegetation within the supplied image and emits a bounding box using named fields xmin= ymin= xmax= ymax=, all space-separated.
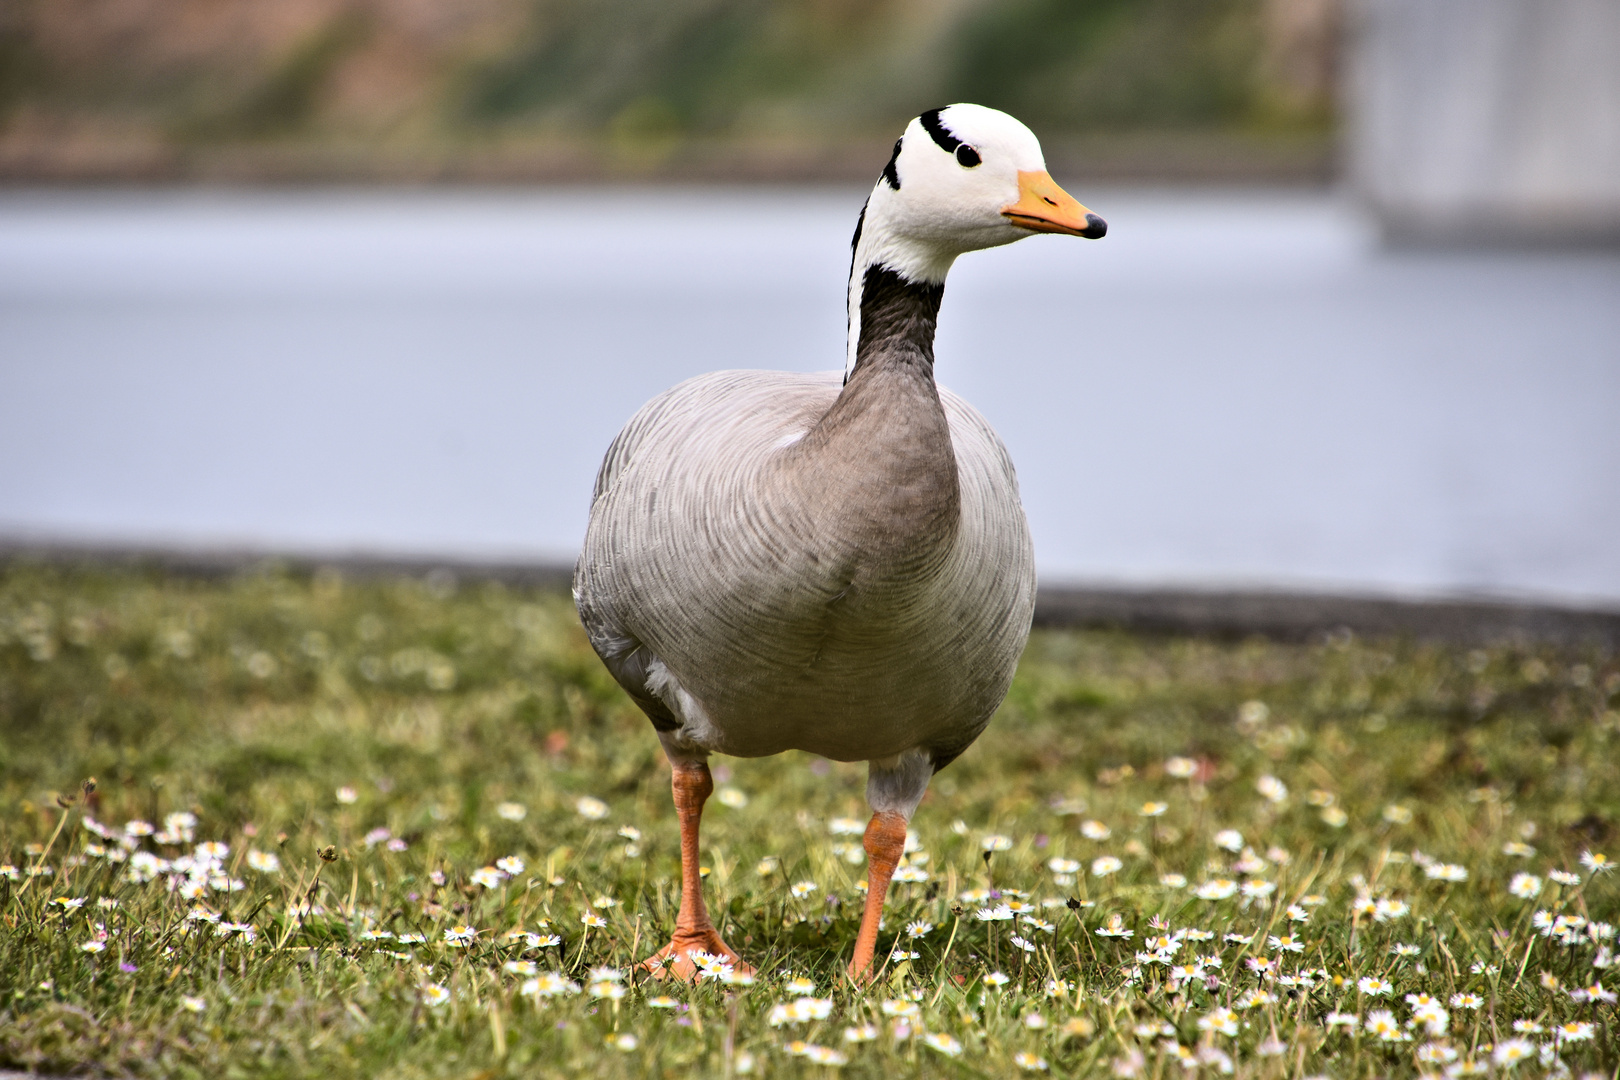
xmin=0 ymin=0 xmax=1340 ymax=182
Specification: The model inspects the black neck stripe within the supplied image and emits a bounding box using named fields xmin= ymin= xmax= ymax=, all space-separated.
xmin=919 ymin=108 xmax=963 ymax=155
xmin=880 ymin=138 xmax=902 ymax=190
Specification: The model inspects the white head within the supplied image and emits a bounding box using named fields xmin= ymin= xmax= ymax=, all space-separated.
xmin=847 ymin=104 xmax=1105 ymax=375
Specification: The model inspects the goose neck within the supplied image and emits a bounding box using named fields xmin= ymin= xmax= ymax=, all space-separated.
xmin=847 ymin=265 xmax=945 ymax=381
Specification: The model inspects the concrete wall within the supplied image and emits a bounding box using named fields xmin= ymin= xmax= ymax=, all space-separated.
xmin=1348 ymin=0 xmax=1620 ymax=244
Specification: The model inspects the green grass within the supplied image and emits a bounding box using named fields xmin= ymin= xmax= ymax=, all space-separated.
xmin=1 ymin=562 xmax=1616 ymax=1079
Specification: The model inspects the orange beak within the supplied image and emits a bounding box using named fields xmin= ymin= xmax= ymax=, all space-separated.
xmin=1002 ymin=170 xmax=1106 ymax=239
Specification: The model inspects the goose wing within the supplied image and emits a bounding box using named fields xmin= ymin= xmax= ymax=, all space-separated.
xmin=575 ymin=370 xmax=840 ymax=731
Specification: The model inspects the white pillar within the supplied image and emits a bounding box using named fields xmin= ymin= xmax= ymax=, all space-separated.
xmin=1347 ymin=0 xmax=1620 ymax=244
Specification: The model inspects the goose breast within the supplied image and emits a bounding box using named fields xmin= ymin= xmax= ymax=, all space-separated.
xmin=574 ymin=369 xmax=1035 ymax=765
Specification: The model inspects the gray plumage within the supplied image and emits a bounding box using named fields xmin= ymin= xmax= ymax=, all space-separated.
xmin=574 ymin=318 xmax=1035 ymax=777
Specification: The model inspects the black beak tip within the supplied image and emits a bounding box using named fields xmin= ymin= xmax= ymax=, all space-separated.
xmin=1082 ymin=213 xmax=1107 ymax=239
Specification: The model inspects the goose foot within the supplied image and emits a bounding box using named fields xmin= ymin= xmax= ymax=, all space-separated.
xmin=641 ymin=927 xmax=753 ymax=982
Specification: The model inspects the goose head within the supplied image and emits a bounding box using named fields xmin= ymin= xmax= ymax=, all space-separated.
xmin=847 ymin=104 xmax=1104 ymax=374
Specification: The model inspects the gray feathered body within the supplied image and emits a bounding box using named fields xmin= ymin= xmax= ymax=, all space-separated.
xmin=574 ymin=366 xmax=1035 ymax=769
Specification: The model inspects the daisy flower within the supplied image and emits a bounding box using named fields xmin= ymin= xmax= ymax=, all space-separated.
xmin=1373 ymin=898 xmax=1409 ymax=921
xmin=1169 ymin=962 xmax=1206 ymax=984
xmin=1416 ymin=1043 xmax=1458 ymax=1064
xmin=1095 ymin=914 xmax=1133 ymax=938
xmin=1492 ymin=1038 xmax=1535 ymax=1067
xmin=420 ymin=983 xmax=451 ymax=1007
xmin=470 ymin=866 xmax=506 ymax=889
xmin=923 ymin=1032 xmax=963 ymax=1057
xmin=1581 ymin=850 xmax=1613 ymax=874
xmin=1365 ymin=1010 xmax=1405 ymax=1041
xmin=1092 ymin=856 xmax=1123 ymax=877
xmin=1509 ymin=873 xmax=1543 ymax=898
xmin=521 ymin=973 xmax=580 ymax=997
xmin=1197 ymin=1008 xmax=1239 ymax=1036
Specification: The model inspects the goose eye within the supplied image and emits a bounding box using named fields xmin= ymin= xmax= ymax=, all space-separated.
xmin=955 ymin=145 xmax=981 ymax=168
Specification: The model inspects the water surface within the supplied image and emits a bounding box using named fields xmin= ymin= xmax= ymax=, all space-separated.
xmin=2 ymin=188 xmax=1617 ymax=605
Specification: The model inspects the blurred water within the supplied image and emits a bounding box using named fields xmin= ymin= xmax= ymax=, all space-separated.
xmin=2 ymin=188 xmax=1618 ymax=605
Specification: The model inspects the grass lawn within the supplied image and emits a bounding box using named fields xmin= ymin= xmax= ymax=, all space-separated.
xmin=1 ymin=562 xmax=1616 ymax=1079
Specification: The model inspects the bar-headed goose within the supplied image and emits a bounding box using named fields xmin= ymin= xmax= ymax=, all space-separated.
xmin=575 ymin=103 xmax=1105 ymax=982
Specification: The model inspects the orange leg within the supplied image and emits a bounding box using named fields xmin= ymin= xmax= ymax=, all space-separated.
xmin=641 ymin=760 xmax=753 ymax=981
xmin=847 ymin=809 xmax=908 ymax=982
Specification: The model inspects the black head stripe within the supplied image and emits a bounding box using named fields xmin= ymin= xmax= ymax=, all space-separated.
xmin=920 ymin=108 xmax=963 ymax=154
xmin=880 ymin=138 xmax=902 ymax=190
